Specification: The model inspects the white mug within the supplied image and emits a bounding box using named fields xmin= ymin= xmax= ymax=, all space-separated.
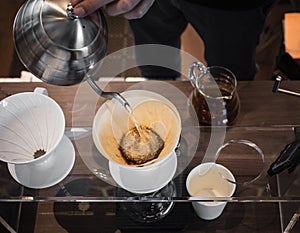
xmin=186 ymin=162 xmax=236 ymax=220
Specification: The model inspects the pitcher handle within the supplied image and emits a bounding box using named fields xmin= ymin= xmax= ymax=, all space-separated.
xmin=34 ymin=87 xmax=48 ymax=96
xmin=188 ymin=61 xmax=207 ymax=88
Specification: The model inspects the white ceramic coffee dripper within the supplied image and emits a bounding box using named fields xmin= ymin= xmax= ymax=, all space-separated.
xmin=92 ymin=90 xmax=181 ymax=194
xmin=0 ymin=87 xmax=75 ymax=188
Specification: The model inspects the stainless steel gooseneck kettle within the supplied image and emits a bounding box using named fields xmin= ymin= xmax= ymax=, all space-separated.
xmin=13 ymin=0 xmax=130 ymax=108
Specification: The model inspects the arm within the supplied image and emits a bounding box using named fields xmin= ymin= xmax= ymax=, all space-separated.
xmin=70 ymin=0 xmax=155 ymax=19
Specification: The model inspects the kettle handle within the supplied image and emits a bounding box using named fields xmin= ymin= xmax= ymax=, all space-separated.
xmin=188 ymin=61 xmax=207 ymax=88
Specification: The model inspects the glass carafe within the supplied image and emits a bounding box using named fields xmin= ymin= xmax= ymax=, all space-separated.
xmin=188 ymin=62 xmax=240 ymax=125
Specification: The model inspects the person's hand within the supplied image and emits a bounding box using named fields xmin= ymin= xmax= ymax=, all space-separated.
xmin=70 ymin=0 xmax=155 ymax=19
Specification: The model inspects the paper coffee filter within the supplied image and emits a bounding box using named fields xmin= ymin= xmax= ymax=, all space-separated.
xmin=129 ymin=100 xmax=179 ymax=157
xmin=0 ymin=92 xmax=65 ymax=164
xmin=104 ymin=100 xmax=169 ymax=145
xmin=93 ymin=90 xmax=181 ymax=166
xmin=97 ymin=103 xmax=123 ymax=164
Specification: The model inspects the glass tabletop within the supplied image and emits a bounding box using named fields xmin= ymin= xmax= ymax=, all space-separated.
xmin=1 ymin=80 xmax=300 ymax=203
xmin=0 ymin=125 xmax=299 ymax=203
xmin=1 ymin=80 xmax=300 ymax=232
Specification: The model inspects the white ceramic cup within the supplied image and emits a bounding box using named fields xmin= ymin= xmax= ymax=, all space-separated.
xmin=0 ymin=87 xmax=65 ymax=164
xmin=92 ymin=90 xmax=181 ymax=193
xmin=186 ymin=162 xmax=236 ymax=220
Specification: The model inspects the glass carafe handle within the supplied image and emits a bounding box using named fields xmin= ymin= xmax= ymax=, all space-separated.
xmin=188 ymin=61 xmax=207 ymax=88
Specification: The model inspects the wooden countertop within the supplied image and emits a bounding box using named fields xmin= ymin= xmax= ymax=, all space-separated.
xmin=1 ymin=80 xmax=300 ymax=127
